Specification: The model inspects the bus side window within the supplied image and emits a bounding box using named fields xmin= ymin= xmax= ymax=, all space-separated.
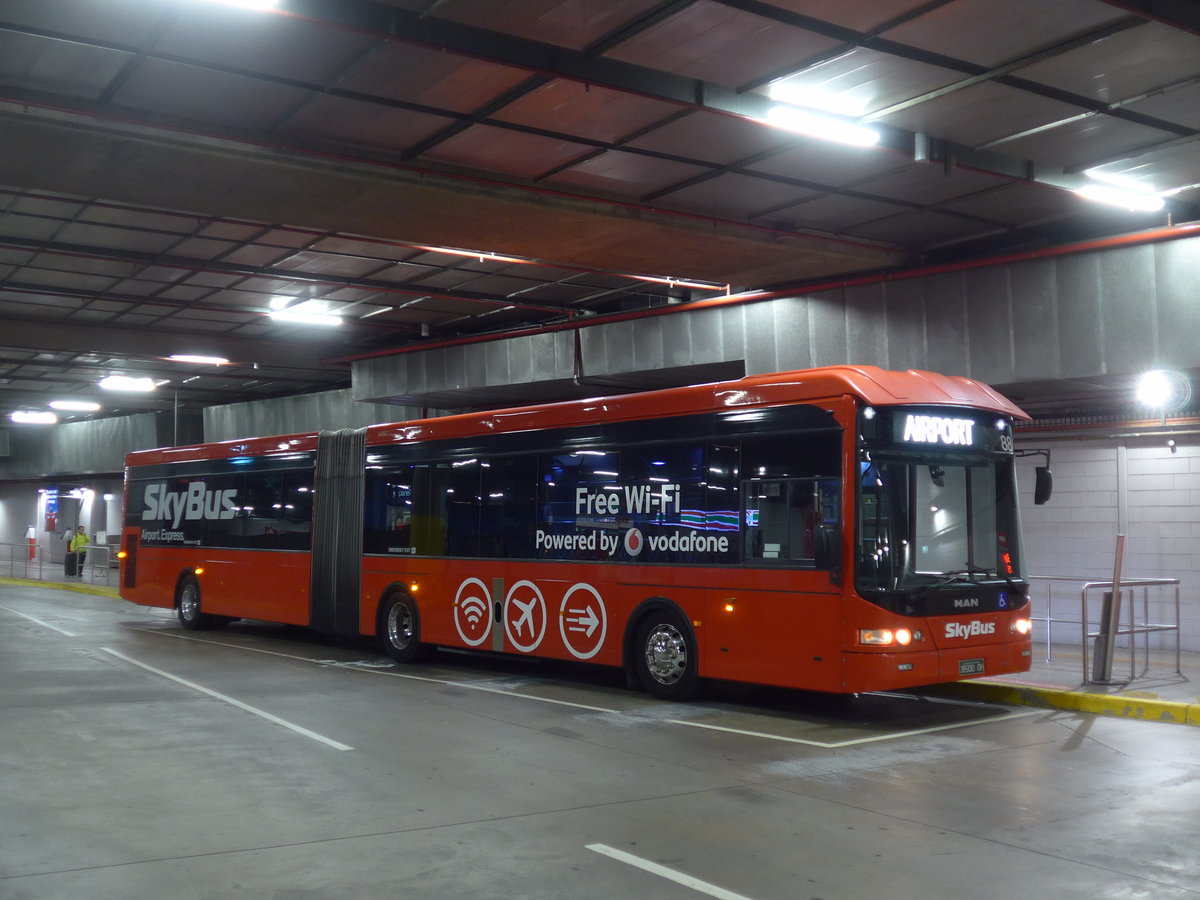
xmin=741 ymin=431 xmax=841 ymax=568
xmin=479 ymin=455 xmax=537 ymax=558
xmin=278 ymin=470 xmax=313 ymax=550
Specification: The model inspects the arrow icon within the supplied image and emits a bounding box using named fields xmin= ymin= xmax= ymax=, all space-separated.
xmin=567 ymin=606 xmax=599 ymax=637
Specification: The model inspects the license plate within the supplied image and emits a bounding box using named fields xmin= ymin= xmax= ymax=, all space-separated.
xmin=959 ymin=658 xmax=985 ymax=676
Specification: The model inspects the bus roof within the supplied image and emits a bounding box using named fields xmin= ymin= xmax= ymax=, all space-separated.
xmin=126 ymin=365 xmax=1028 ymax=466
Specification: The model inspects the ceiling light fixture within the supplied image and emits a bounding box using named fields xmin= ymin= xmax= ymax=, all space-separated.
xmin=1074 ymin=172 xmax=1165 ymax=212
xmin=49 ymin=400 xmax=102 ymax=412
xmin=1074 ymin=183 xmax=1164 ymax=212
xmin=763 ymin=104 xmax=880 ymax=147
xmin=414 ymin=245 xmax=530 ymax=264
xmin=1136 ymin=369 xmax=1191 ymax=411
xmin=99 ymin=375 xmax=159 ymax=392
xmin=10 ymin=410 xmax=58 ymax=424
xmin=269 ymin=306 xmax=344 ymax=326
xmin=168 ymin=354 xmax=231 ymax=365
xmin=203 ymin=0 xmax=280 ymax=11
xmin=766 ymin=83 xmax=869 ymax=117
xmin=630 ymin=275 xmax=729 ymax=292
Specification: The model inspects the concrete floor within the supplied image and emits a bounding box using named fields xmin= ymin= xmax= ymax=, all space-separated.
xmin=2 ymin=584 xmax=1198 ymax=900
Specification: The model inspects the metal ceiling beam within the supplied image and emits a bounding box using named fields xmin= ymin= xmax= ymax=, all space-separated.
xmin=276 ymin=0 xmax=1193 ymax=213
xmin=1100 ymin=0 xmax=1200 ymax=35
xmin=0 ymin=316 xmax=352 ymax=373
xmin=0 ymin=235 xmax=578 ymax=316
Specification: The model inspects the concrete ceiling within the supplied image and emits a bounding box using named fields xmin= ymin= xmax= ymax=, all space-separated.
xmin=1 ymin=0 xmax=1198 ymax=422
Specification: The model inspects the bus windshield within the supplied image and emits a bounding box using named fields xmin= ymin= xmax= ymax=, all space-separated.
xmin=856 ymin=452 xmax=1024 ymax=592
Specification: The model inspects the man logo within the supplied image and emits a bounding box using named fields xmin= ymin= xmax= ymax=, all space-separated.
xmin=953 ymin=597 xmax=980 ymax=608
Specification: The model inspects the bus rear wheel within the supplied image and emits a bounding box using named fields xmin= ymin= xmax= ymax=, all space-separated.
xmin=176 ymin=575 xmax=223 ymax=630
xmin=635 ymin=611 xmax=698 ymax=701
xmin=379 ymin=594 xmax=427 ymax=663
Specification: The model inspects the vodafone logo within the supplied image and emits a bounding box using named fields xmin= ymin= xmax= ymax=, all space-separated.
xmin=624 ymin=528 xmax=644 ymax=557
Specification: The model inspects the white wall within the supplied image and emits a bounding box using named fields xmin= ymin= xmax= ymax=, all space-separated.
xmin=1017 ymin=436 xmax=1199 ymax=652
xmin=0 ymin=480 xmax=123 ymax=565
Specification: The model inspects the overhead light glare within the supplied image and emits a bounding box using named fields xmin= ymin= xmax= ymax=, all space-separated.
xmin=49 ymin=400 xmax=102 ymax=412
xmin=268 ymin=299 xmax=343 ymax=326
xmin=203 ymin=0 xmax=280 ymax=10
xmin=99 ymin=375 xmax=158 ymax=392
xmin=269 ymin=307 xmax=343 ymax=326
xmin=169 ymin=354 xmax=230 ymax=365
xmin=1074 ymin=181 xmax=1164 ymax=212
xmin=11 ymin=410 xmax=58 ymax=424
xmin=1136 ymin=369 xmax=1191 ymax=410
xmin=763 ymin=104 xmax=880 ymax=147
xmin=766 ymin=83 xmax=868 ymax=116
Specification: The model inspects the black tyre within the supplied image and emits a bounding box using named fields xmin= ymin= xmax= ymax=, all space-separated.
xmin=634 ymin=609 xmax=699 ymax=701
xmin=379 ymin=594 xmax=427 ymax=663
xmin=176 ymin=575 xmax=211 ymax=630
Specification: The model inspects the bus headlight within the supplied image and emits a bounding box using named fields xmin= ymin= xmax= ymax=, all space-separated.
xmin=859 ymin=629 xmax=892 ymax=645
xmin=859 ymin=628 xmax=915 ymax=647
xmin=1013 ymin=618 xmax=1032 ymax=635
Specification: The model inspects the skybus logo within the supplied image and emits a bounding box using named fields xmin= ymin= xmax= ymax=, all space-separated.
xmin=944 ymin=620 xmax=997 ymax=640
xmin=142 ymin=483 xmax=238 ymax=527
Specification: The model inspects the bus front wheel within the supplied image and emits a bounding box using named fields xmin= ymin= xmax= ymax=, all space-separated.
xmin=634 ymin=610 xmax=698 ymax=701
xmin=379 ymin=594 xmax=427 ymax=663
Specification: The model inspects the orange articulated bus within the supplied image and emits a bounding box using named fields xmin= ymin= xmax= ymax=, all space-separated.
xmin=119 ymin=365 xmax=1036 ymax=698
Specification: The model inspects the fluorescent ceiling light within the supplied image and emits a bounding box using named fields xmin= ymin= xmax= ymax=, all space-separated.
xmin=764 ymin=104 xmax=879 ymax=147
xmin=269 ymin=300 xmax=343 ymax=326
xmin=99 ymin=375 xmax=158 ymax=392
xmin=1074 ymin=183 xmax=1164 ymax=212
xmin=11 ymin=410 xmax=58 ymax=424
xmin=1074 ymin=173 xmax=1164 ymax=212
xmin=49 ymin=400 xmax=102 ymax=412
xmin=169 ymin=354 xmax=230 ymax=365
xmin=415 ymin=245 xmax=529 ymax=264
xmin=269 ymin=308 xmax=344 ymax=326
xmin=630 ymin=275 xmax=729 ymax=292
xmin=203 ymin=0 xmax=279 ymax=10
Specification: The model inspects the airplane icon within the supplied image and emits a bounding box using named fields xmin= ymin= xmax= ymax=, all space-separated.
xmin=511 ymin=596 xmax=537 ymax=637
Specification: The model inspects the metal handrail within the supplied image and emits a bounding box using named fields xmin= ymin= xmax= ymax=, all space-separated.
xmin=1027 ymin=574 xmax=1181 ymax=683
xmin=0 ymin=541 xmax=118 ymax=587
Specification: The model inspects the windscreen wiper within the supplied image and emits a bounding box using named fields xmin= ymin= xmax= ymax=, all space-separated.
xmin=910 ymin=566 xmax=995 ymax=600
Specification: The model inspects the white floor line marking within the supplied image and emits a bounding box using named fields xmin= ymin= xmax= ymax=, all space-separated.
xmin=123 ymin=627 xmax=1040 ymax=746
xmin=665 ymin=708 xmax=1042 ymax=748
xmin=100 ymin=647 xmax=353 ymax=751
xmin=0 ymin=605 xmax=78 ymax=636
xmin=587 ymin=844 xmax=753 ymax=900
xmin=125 ymin=627 xmax=623 ymax=714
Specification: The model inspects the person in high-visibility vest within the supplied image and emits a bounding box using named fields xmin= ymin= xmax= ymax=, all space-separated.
xmin=68 ymin=526 xmax=90 ymax=577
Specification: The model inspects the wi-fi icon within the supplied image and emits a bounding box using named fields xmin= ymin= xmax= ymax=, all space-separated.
xmin=461 ymin=595 xmax=487 ymax=627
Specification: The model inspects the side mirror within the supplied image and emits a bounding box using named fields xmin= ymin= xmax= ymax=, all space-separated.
xmin=814 ymin=524 xmax=839 ymax=571
xmin=1034 ymin=466 xmax=1053 ymax=505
